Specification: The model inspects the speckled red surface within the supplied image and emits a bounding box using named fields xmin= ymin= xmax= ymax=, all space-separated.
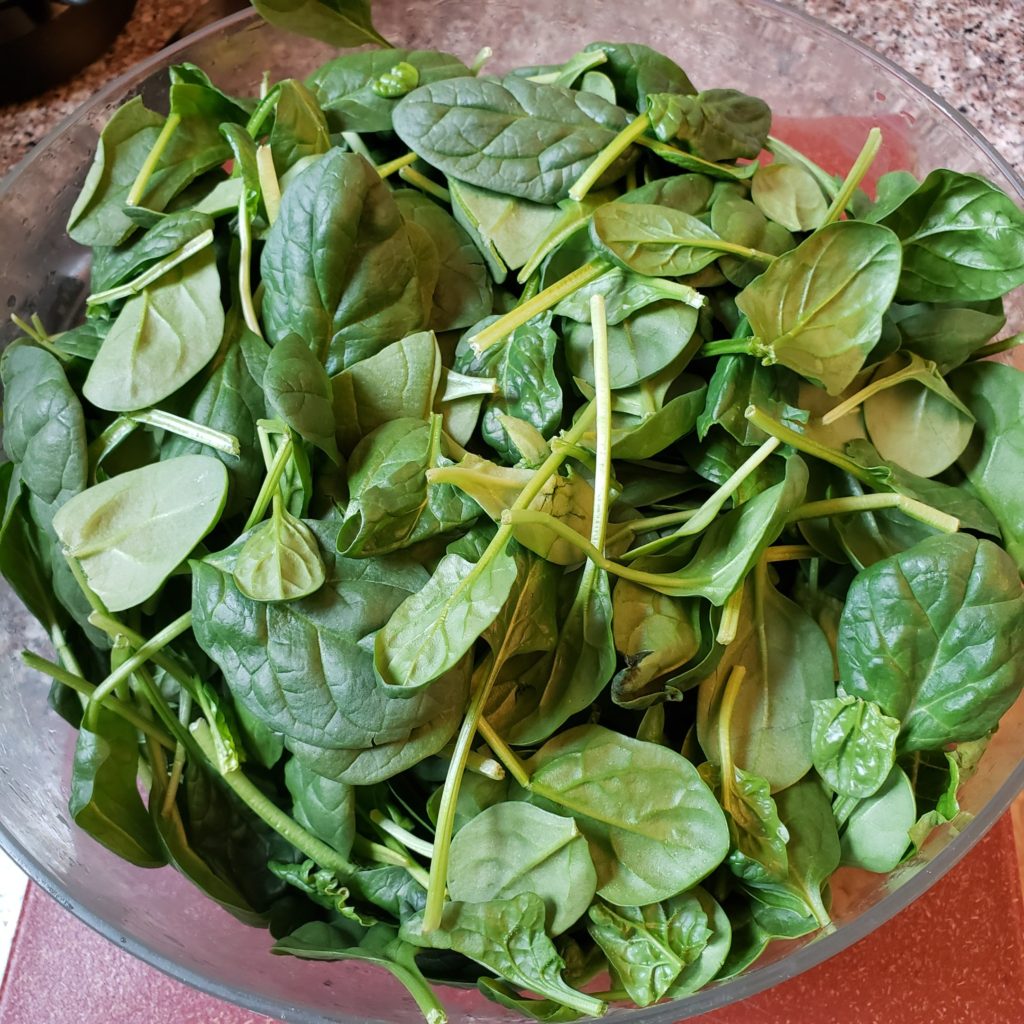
xmin=1 ymin=815 xmax=1022 ymax=1024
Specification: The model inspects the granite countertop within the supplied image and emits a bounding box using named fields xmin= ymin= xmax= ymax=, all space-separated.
xmin=0 ymin=0 xmax=1021 ymax=178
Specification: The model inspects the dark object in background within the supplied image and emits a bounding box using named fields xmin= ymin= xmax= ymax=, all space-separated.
xmin=0 ymin=0 xmax=137 ymax=102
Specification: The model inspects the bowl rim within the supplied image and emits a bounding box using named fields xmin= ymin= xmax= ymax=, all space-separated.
xmin=1 ymin=4 xmax=1023 ymax=1022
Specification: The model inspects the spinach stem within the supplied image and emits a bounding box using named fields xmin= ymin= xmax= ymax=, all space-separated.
xmin=966 ymin=332 xmax=1024 ymax=361
xmin=716 ymin=582 xmax=744 ymax=645
xmin=9 ymin=318 xmax=68 ymax=361
xmin=635 ymin=136 xmax=750 ymax=180
xmin=377 ymin=152 xmax=418 ymax=179
xmin=476 ymin=717 xmax=532 ymax=790
xmin=130 ymin=407 xmax=240 ymax=456
xmin=623 ymin=437 xmax=781 ymax=561
xmin=161 ymin=692 xmax=192 ymax=817
xmin=340 ymin=131 xmax=375 ymax=163
xmin=127 ymin=112 xmax=181 ymax=208
xmin=569 ymin=114 xmax=651 ymax=202
xmin=65 ymin=555 xmax=107 ymax=615
xmin=20 ymin=651 xmax=174 ymax=748
xmin=86 ymin=230 xmax=215 ymax=305
xmin=820 ymin=356 xmax=915 ymax=424
xmin=699 ymin=337 xmax=768 ymax=359
xmin=440 ymin=370 xmax=498 ymax=401
xmin=89 ymin=611 xmax=193 ymax=709
xmin=762 ymin=544 xmax=817 ymax=563
xmin=370 ymin=811 xmax=435 ymax=859
xmin=256 ymin=144 xmax=281 ymax=225
xmin=238 ymin=190 xmax=263 ymax=338
xmin=589 ymin=294 xmax=612 ymax=553
xmin=788 ymin=493 xmax=959 ymax=533
xmin=517 ymin=205 xmax=600 ymax=285
xmin=716 ymin=665 xmax=747 ymax=810
xmin=192 ymin=720 xmax=357 ymax=876
xmin=621 ymin=507 xmax=698 ymax=535
xmin=246 ymin=84 xmax=281 ymax=138
xmin=398 ymin=166 xmax=451 ymax=203
xmin=469 ymin=46 xmax=493 ymax=74
xmin=822 ymin=127 xmax=882 ymax=225
xmin=86 ymin=416 xmax=139 ymax=474
xmin=133 ymin=662 xmax=205 ymax=763
xmin=245 ymin=435 xmax=294 ymax=530
xmin=469 ymin=260 xmax=607 ymax=353
xmin=438 ymin=741 xmax=506 ymax=780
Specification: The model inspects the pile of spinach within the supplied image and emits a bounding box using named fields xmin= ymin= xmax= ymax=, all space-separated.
xmin=3 ymin=1 xmax=1024 ymax=1018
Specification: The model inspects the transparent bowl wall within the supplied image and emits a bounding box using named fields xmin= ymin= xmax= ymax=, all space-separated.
xmin=1 ymin=3 xmax=1023 ymax=1023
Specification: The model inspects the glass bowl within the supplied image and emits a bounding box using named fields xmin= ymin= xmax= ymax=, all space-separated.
xmin=1 ymin=2 xmax=1022 ymax=1022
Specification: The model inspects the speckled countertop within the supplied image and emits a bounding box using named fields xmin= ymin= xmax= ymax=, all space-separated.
xmin=0 ymin=0 xmax=1021 ymax=178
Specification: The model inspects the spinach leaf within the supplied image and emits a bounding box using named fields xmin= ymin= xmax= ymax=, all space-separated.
xmin=838 ymin=765 xmax=916 ymax=872
xmin=264 ymin=333 xmax=341 ymax=463
xmin=448 ymin=802 xmax=597 ymax=935
xmin=52 ymin=455 xmax=228 ymax=612
xmin=70 ymin=705 xmax=165 ymax=868
xmin=83 ymin=247 xmax=224 ymax=412
xmin=251 ymin=0 xmax=389 ymax=47
xmin=587 ymin=891 xmax=711 ymax=1005
xmin=393 ymin=76 xmax=633 ymax=203
xmin=233 ymin=506 xmax=327 ymax=602
xmin=261 ymin=150 xmax=427 ymax=374
xmin=952 ymin=361 xmax=1024 ymax=573
xmin=750 ymin=161 xmax=828 ymax=232
xmin=838 ymin=533 xmax=1024 ymax=751
xmin=891 ymin=299 xmax=1006 ymax=372
xmin=0 ymin=344 xmax=87 ymax=509
xmin=735 ymin=220 xmax=902 ymax=395
xmin=308 ymin=48 xmax=471 ymax=133
xmin=646 ymin=89 xmax=771 ymax=161
xmin=331 ymin=330 xmax=440 ymax=456
xmin=269 ymin=80 xmax=331 ymax=174
xmin=402 ymin=893 xmax=606 ymax=1017
xmin=811 ymin=693 xmax=900 ymax=799
xmin=879 ymin=168 xmax=1024 ymax=302
xmin=697 ymin=355 xmax=791 ymax=446
xmin=528 ymin=724 xmax=729 ymax=905
xmin=283 ymin=757 xmax=355 ymax=858
xmin=582 ymin=42 xmax=696 ymax=109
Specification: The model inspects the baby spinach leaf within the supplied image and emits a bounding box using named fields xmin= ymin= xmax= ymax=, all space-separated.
xmin=736 ymin=220 xmax=902 ymax=395
xmin=448 ymin=802 xmax=597 ymax=935
xmin=0 ymin=344 xmax=87 ymax=509
xmin=251 ymin=0 xmax=389 ymax=47
xmin=331 ymin=330 xmax=440 ymax=455
xmin=373 ymin=540 xmax=518 ymax=692
xmin=838 ymin=533 xmax=1024 ymax=752
xmin=402 ymin=893 xmax=606 ymax=1017
xmin=664 ymin=888 xmax=732 ymax=995
xmin=608 ymin=377 xmax=706 ymax=460
xmin=308 ymin=49 xmax=471 ymax=132
xmin=698 ymin=355 xmax=791 ymax=446
xmin=394 ymin=190 xmax=492 ymax=332
xmin=456 ymin=313 xmax=562 ymax=463
xmin=750 ymin=161 xmax=828 ymax=232
xmin=698 ymin=573 xmax=834 ymax=790
xmin=478 ymin=979 xmax=584 ymax=1023
xmin=647 ymin=89 xmax=771 ymax=161
xmin=337 ymin=417 xmax=479 ymax=556
xmin=811 ymin=693 xmax=900 ymax=799
xmin=70 ymin=705 xmax=165 ymax=868
xmin=553 ymin=265 xmax=699 ymax=325
xmin=233 ymin=506 xmax=327 ymax=602
xmin=529 ymin=724 xmax=729 ymax=906
xmin=283 ymin=757 xmax=355 ymax=858
xmin=879 ymin=168 xmax=1024 ymax=302
xmin=587 ymin=891 xmax=711 ymax=1006
xmin=264 ymin=333 xmax=341 ymax=463
xmin=52 ymin=455 xmax=228 ymax=612
xmin=952 ymin=361 xmax=1024 ymax=573
xmin=582 ymin=42 xmax=695 ymax=110
xmin=261 ymin=150 xmax=427 ymax=374
xmin=269 ymin=80 xmax=331 ymax=175
xmin=66 ymin=98 xmax=166 ymax=246
xmin=83 ymin=246 xmax=224 ymax=412
xmin=393 ymin=76 xmax=633 ymax=204
xmin=891 ymin=299 xmax=1006 ymax=372
xmin=838 ymin=765 xmax=915 ymax=872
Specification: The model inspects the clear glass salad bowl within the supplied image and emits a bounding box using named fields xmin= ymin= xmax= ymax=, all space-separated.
xmin=0 ymin=2 xmax=1022 ymax=1022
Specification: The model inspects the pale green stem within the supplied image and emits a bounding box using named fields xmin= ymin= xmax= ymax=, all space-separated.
xmin=377 ymin=151 xmax=417 ymax=179
xmin=193 ymin=721 xmax=356 ymax=875
xmin=127 ymin=113 xmax=181 ymax=207
xmin=822 ymin=127 xmax=882 ymax=225
xmin=9 ymin=315 xmax=66 ymax=360
xmin=256 ymin=144 xmax=281 ymax=225
xmin=623 ymin=437 xmax=781 ymax=561
xmin=370 ymin=811 xmax=435 ymax=858
xmin=132 ymin=408 xmax=240 ymax=456
xmin=699 ymin=337 xmax=770 ymax=359
xmin=89 ymin=611 xmax=193 ymax=709
xmin=246 ymin=85 xmax=281 ymax=138
xmin=716 ymin=582 xmax=744 ymax=645
xmin=440 ymin=370 xmax=498 ymax=401
xmin=21 ymin=651 xmax=174 ymax=748
xmin=245 ymin=435 xmax=294 ymax=531
xmin=238 ymin=191 xmax=263 ymax=338
xmin=341 ymin=131 xmax=375 ymax=163
xmin=717 ymin=665 xmax=747 ymax=812
xmin=161 ymin=692 xmax=192 ymax=817
xmin=469 ymin=260 xmax=607 ymax=353
xmin=470 ymin=46 xmax=493 ymax=74
xmin=590 ymin=294 xmax=612 ymax=553
xmin=762 ymin=544 xmax=817 ymax=563
xmin=87 ymin=416 xmax=139 ymax=475
xmin=621 ymin=506 xmax=698 ymax=536
xmin=398 ymin=166 xmax=450 ymax=203
xmin=635 ymin=136 xmax=750 ymax=180
xmin=476 ymin=718 xmax=532 ymax=790
xmin=569 ymin=114 xmax=651 ymax=202
xmin=86 ymin=230 xmax=214 ymax=305
xmin=789 ymin=493 xmax=959 ymax=533
xmin=438 ymin=741 xmax=506 ymax=780
xmin=820 ymin=358 xmax=916 ymax=425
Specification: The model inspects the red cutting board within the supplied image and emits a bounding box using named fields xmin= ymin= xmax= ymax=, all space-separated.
xmin=2 ymin=812 xmax=1023 ymax=1024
